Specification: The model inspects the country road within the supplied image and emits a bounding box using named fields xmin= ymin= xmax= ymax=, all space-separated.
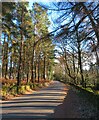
xmin=1 ymin=81 xmax=67 ymax=119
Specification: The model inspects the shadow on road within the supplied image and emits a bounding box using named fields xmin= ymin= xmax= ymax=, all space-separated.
xmin=51 ymin=87 xmax=81 ymax=118
xmin=2 ymin=81 xmax=67 ymax=120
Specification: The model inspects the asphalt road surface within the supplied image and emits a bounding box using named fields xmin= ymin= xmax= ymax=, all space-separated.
xmin=1 ymin=81 xmax=67 ymax=120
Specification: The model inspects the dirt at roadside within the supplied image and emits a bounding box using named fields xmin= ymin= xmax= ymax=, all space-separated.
xmin=53 ymin=85 xmax=98 ymax=119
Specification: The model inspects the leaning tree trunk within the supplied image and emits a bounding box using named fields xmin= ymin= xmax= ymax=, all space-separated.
xmin=81 ymin=3 xmax=99 ymax=47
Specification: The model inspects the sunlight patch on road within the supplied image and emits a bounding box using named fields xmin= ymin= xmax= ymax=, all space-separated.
xmin=2 ymin=81 xmax=67 ymax=119
xmin=3 ymin=108 xmax=54 ymax=114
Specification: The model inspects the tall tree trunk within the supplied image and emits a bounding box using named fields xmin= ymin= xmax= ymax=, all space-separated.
xmin=64 ymin=50 xmax=74 ymax=80
xmin=35 ymin=63 xmax=36 ymax=82
xmin=26 ymin=60 xmax=30 ymax=84
xmin=72 ymin=51 xmax=76 ymax=84
xmin=5 ymin=62 xmax=8 ymax=79
xmin=2 ymin=34 xmax=6 ymax=78
xmin=74 ymin=30 xmax=84 ymax=86
xmin=9 ymin=35 xmax=12 ymax=79
xmin=2 ymin=34 xmax=8 ymax=79
xmin=22 ymin=46 xmax=26 ymax=80
xmin=31 ymin=44 xmax=35 ymax=83
xmin=17 ymin=32 xmax=23 ymax=93
xmin=37 ymin=54 xmax=40 ymax=83
xmin=78 ymin=41 xmax=84 ymax=87
xmin=27 ymin=73 xmax=29 ymax=83
xmin=5 ymin=40 xmax=8 ymax=79
xmin=47 ymin=62 xmax=49 ymax=80
xmin=75 ymin=27 xmax=84 ymax=87
xmin=9 ymin=55 xmax=12 ymax=79
xmin=43 ymin=55 xmax=46 ymax=80
xmin=17 ymin=7 xmax=24 ymax=94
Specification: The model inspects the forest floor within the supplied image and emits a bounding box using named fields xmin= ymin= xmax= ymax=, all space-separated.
xmin=1 ymin=79 xmax=51 ymax=100
xmin=1 ymin=81 xmax=99 ymax=119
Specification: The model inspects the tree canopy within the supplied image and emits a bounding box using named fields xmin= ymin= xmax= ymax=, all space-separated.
xmin=1 ymin=1 xmax=99 ymax=95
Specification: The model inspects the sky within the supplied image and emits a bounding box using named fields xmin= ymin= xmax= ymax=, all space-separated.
xmin=28 ymin=1 xmax=57 ymax=32
xmin=27 ymin=1 xmax=97 ymax=70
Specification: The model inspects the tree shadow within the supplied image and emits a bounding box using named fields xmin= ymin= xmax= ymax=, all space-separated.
xmin=2 ymin=82 xmax=67 ymax=119
xmin=51 ymin=87 xmax=81 ymax=118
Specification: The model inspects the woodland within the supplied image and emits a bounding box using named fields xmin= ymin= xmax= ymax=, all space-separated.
xmin=1 ymin=2 xmax=99 ymax=101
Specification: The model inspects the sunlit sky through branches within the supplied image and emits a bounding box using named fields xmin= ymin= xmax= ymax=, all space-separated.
xmin=28 ymin=1 xmax=97 ymax=70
